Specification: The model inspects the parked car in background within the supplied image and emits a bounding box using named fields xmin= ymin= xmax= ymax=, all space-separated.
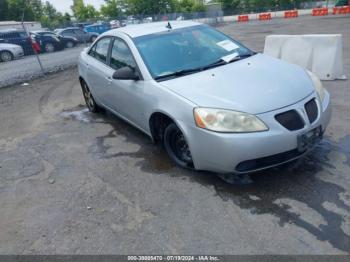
xmin=55 ymin=27 xmax=98 ymax=43
xmin=30 ymin=31 xmax=65 ymax=53
xmin=78 ymin=21 xmax=331 ymax=174
xmin=84 ymin=23 xmax=111 ymax=35
xmin=0 ymin=43 xmax=24 ymax=62
xmin=0 ymin=29 xmax=34 ymax=55
xmin=110 ymin=20 xmax=121 ymax=29
xmin=32 ymin=30 xmax=78 ymax=48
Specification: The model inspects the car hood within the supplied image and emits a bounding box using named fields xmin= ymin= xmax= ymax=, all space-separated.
xmin=159 ymin=54 xmax=314 ymax=114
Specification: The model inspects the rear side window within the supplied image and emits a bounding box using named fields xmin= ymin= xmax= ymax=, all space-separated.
xmin=110 ymin=38 xmax=136 ymax=70
xmin=89 ymin=37 xmax=112 ymax=64
xmin=2 ymin=32 xmax=20 ymax=38
xmin=62 ymin=29 xmax=73 ymax=35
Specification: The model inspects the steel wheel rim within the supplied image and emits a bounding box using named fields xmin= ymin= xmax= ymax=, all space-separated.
xmin=170 ymin=131 xmax=192 ymax=163
xmin=1 ymin=52 xmax=11 ymax=62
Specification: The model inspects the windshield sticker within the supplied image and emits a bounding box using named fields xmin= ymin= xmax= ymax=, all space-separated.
xmin=217 ymin=40 xmax=239 ymax=52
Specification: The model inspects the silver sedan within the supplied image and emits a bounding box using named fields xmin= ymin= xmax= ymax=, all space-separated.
xmin=78 ymin=21 xmax=331 ymax=174
xmin=0 ymin=43 xmax=24 ymax=62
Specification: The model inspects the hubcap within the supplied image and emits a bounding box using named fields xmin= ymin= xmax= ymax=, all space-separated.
xmin=1 ymin=52 xmax=11 ymax=62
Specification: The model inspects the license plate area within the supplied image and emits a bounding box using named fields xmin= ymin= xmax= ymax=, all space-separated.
xmin=297 ymin=126 xmax=323 ymax=152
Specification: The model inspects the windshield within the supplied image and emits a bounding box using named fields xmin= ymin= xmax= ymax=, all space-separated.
xmin=133 ymin=25 xmax=254 ymax=80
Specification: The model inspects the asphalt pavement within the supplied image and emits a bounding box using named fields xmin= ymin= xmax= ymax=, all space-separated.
xmin=0 ymin=15 xmax=349 ymax=254
xmin=0 ymin=45 xmax=86 ymax=88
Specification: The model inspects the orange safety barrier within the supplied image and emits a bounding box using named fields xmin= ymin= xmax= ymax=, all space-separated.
xmin=237 ymin=15 xmax=249 ymax=22
xmin=333 ymin=5 xmax=350 ymax=15
xmin=259 ymin=13 xmax=272 ymax=21
xmin=312 ymin=7 xmax=328 ymax=16
xmin=284 ymin=10 xmax=298 ymax=18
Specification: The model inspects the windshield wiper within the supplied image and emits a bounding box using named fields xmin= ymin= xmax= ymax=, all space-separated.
xmin=154 ymin=67 xmax=203 ymax=81
xmin=154 ymin=52 xmax=256 ymax=81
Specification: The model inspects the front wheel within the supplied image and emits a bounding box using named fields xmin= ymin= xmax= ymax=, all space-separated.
xmin=0 ymin=51 xmax=13 ymax=62
xmin=81 ymin=80 xmax=100 ymax=113
xmin=164 ymin=123 xmax=193 ymax=169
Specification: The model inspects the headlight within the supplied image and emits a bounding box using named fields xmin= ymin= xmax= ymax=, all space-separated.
xmin=194 ymin=108 xmax=268 ymax=133
xmin=307 ymin=70 xmax=325 ymax=102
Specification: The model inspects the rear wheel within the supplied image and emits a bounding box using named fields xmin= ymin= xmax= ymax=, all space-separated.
xmin=90 ymin=36 xmax=97 ymax=42
xmin=81 ymin=80 xmax=100 ymax=113
xmin=0 ymin=51 xmax=13 ymax=62
xmin=164 ymin=123 xmax=193 ymax=169
xmin=44 ymin=43 xmax=55 ymax=53
xmin=66 ymin=41 xmax=74 ymax=48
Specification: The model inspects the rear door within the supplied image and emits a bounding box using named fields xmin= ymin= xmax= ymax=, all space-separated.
xmin=74 ymin=29 xmax=88 ymax=42
xmin=85 ymin=37 xmax=114 ymax=106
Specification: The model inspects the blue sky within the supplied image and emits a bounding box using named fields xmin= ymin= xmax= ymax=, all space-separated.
xmin=47 ymin=0 xmax=106 ymax=14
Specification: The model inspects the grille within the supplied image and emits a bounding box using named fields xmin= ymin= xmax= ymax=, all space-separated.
xmin=275 ymin=110 xmax=304 ymax=131
xmin=305 ymin=99 xmax=318 ymax=124
xmin=236 ymin=149 xmax=303 ymax=173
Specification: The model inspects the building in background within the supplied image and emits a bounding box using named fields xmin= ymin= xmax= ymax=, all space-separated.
xmin=0 ymin=21 xmax=42 ymax=31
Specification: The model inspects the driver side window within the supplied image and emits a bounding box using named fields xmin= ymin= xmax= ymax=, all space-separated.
xmin=110 ymin=38 xmax=136 ymax=70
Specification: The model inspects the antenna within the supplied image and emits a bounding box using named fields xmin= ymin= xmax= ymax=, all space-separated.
xmin=166 ymin=22 xmax=172 ymax=30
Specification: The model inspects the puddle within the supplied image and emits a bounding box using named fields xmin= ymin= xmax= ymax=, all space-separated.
xmin=60 ymin=107 xmax=91 ymax=123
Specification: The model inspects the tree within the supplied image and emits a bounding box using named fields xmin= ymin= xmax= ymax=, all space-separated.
xmin=71 ymin=0 xmax=99 ymax=21
xmin=125 ymin=0 xmax=176 ymax=16
xmin=175 ymin=0 xmax=206 ymax=13
xmin=100 ymin=0 xmax=121 ymax=18
xmin=219 ymin=0 xmax=241 ymax=14
xmin=0 ymin=0 xmax=9 ymax=20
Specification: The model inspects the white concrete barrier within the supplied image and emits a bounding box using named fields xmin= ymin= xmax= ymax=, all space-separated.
xmin=263 ymin=34 xmax=346 ymax=80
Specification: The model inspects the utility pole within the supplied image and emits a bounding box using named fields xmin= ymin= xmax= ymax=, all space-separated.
xmin=21 ymin=3 xmax=45 ymax=76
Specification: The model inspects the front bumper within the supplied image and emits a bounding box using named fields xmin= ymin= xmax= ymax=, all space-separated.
xmin=183 ymin=91 xmax=331 ymax=174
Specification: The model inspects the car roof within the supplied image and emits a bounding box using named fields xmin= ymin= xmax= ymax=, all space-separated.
xmin=107 ymin=20 xmax=202 ymax=38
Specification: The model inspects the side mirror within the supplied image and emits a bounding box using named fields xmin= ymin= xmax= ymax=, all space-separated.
xmin=113 ymin=66 xmax=140 ymax=81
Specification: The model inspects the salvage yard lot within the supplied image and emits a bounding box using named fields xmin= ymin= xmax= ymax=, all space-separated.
xmin=0 ymin=15 xmax=350 ymax=254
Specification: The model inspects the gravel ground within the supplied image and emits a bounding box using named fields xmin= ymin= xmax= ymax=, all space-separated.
xmin=0 ymin=45 xmax=86 ymax=88
xmin=0 ymin=15 xmax=349 ymax=254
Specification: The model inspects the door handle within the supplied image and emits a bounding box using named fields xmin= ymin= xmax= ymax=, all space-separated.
xmin=106 ymin=76 xmax=112 ymax=84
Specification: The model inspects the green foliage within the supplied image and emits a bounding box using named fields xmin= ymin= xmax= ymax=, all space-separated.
xmin=125 ymin=0 xmax=176 ymax=15
xmin=0 ymin=0 xmax=9 ymax=20
xmin=100 ymin=0 xmax=121 ymax=18
xmin=219 ymin=0 xmax=241 ymax=14
xmin=71 ymin=0 xmax=99 ymax=21
xmin=175 ymin=0 xmax=206 ymax=13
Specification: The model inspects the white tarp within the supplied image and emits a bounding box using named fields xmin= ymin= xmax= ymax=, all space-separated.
xmin=264 ymin=34 xmax=346 ymax=80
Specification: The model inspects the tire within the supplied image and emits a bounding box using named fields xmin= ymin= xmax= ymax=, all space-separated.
xmin=81 ymin=80 xmax=101 ymax=113
xmin=0 ymin=51 xmax=13 ymax=62
xmin=164 ymin=123 xmax=193 ymax=169
xmin=44 ymin=43 xmax=55 ymax=53
xmin=90 ymin=36 xmax=97 ymax=42
xmin=66 ymin=41 xmax=74 ymax=48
